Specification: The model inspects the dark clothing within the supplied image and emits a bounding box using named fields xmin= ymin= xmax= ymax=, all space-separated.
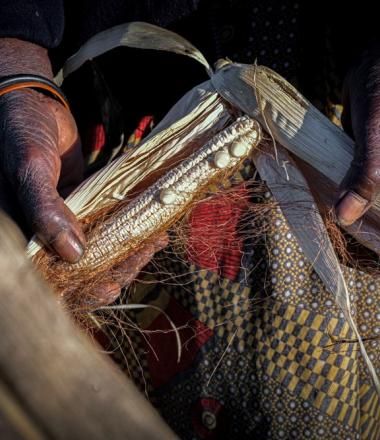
xmin=0 ymin=1 xmax=379 ymax=75
xmin=0 ymin=0 xmax=200 ymax=50
xmin=0 ymin=0 xmax=64 ymax=48
xmin=1 ymin=1 xmax=380 ymax=118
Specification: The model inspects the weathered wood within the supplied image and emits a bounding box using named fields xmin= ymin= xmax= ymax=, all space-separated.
xmin=0 ymin=212 xmax=176 ymax=439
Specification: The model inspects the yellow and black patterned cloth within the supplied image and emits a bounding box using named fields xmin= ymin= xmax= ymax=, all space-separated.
xmin=107 ymin=159 xmax=380 ymax=439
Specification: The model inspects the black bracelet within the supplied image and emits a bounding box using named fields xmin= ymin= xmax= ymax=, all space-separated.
xmin=0 ymin=74 xmax=69 ymax=109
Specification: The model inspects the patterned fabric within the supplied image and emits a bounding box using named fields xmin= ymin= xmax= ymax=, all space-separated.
xmin=105 ymin=159 xmax=380 ymax=439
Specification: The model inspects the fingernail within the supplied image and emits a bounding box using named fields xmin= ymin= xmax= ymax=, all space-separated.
xmin=54 ymin=230 xmax=84 ymax=263
xmin=74 ymin=227 xmax=87 ymax=248
xmin=335 ymin=191 xmax=369 ymax=226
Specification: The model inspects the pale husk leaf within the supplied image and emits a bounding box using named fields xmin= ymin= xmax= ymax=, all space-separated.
xmin=55 ymin=21 xmax=212 ymax=85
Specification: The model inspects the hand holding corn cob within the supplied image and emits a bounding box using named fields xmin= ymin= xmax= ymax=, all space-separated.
xmin=0 ymin=38 xmax=85 ymax=263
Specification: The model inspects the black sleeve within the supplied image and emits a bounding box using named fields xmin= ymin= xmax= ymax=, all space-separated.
xmin=0 ymin=0 xmax=64 ymax=48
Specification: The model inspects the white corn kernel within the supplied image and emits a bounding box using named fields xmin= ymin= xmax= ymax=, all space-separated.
xmin=230 ymin=141 xmax=248 ymax=158
xmin=160 ymin=188 xmax=177 ymax=205
xmin=214 ymin=151 xmax=230 ymax=168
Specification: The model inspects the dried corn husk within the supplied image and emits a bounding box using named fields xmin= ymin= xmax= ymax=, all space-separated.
xmin=55 ymin=21 xmax=212 ymax=86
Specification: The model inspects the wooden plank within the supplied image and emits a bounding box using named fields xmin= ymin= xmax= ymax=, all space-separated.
xmin=0 ymin=212 xmax=176 ymax=440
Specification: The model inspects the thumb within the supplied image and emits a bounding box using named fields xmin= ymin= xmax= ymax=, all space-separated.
xmin=336 ymin=64 xmax=380 ymax=225
xmin=336 ymin=122 xmax=380 ymax=227
xmin=14 ymin=152 xmax=86 ymax=263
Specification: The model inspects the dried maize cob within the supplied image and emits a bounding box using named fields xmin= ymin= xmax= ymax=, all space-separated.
xmin=55 ymin=115 xmax=261 ymax=274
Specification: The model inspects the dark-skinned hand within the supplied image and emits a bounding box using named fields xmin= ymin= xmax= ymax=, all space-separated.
xmin=0 ymin=38 xmax=86 ymax=262
xmin=0 ymin=38 xmax=167 ymax=303
xmin=338 ymin=46 xmax=380 ymax=225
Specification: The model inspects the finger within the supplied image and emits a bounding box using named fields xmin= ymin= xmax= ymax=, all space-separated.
xmin=150 ymin=232 xmax=170 ymax=251
xmin=86 ymin=238 xmax=167 ymax=308
xmin=113 ymin=246 xmax=155 ymax=287
xmin=335 ymin=190 xmax=371 ymax=226
xmin=336 ymin=72 xmax=380 ymax=225
xmin=335 ymin=162 xmax=380 ymax=226
xmin=80 ymin=282 xmax=121 ymax=310
xmin=0 ymin=91 xmax=86 ymax=262
xmin=112 ymin=232 xmax=169 ymax=288
xmin=335 ymin=160 xmax=377 ymax=226
xmin=15 ymin=154 xmax=86 ymax=263
xmin=77 ymin=233 xmax=169 ymax=310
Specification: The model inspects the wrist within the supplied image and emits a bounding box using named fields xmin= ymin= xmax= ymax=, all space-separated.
xmin=0 ymin=38 xmax=53 ymax=80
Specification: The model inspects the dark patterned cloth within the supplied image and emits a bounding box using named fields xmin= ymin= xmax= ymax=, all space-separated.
xmin=108 ymin=161 xmax=380 ymax=439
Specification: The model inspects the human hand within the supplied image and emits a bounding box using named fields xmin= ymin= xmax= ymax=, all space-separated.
xmin=337 ymin=47 xmax=380 ymax=225
xmin=76 ymin=232 xmax=169 ymax=310
xmin=0 ymin=38 xmax=85 ymax=262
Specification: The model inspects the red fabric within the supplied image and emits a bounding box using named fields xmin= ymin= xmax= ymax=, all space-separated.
xmin=134 ymin=115 xmax=154 ymax=142
xmin=87 ymin=123 xmax=106 ymax=152
xmin=146 ymin=297 xmax=212 ymax=388
xmin=186 ymin=186 xmax=249 ymax=281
